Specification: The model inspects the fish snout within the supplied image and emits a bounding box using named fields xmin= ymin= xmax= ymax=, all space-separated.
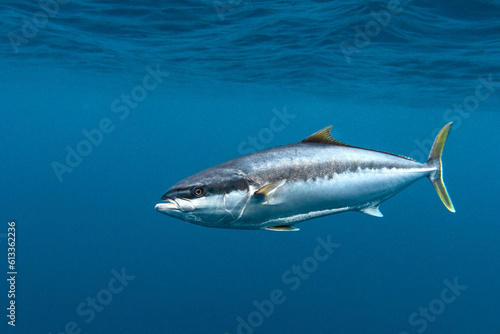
xmin=155 ymin=199 xmax=180 ymax=213
xmin=155 ymin=198 xmax=195 ymax=214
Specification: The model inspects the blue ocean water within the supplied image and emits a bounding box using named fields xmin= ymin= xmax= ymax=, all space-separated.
xmin=1 ymin=1 xmax=499 ymax=333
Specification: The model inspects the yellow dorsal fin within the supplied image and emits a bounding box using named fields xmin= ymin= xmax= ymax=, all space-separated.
xmin=301 ymin=126 xmax=350 ymax=146
xmin=301 ymin=125 xmax=417 ymax=162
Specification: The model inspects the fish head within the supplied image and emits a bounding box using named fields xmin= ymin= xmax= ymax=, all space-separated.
xmin=155 ymin=168 xmax=251 ymax=228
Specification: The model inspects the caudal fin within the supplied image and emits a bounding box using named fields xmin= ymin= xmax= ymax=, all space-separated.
xmin=426 ymin=122 xmax=455 ymax=213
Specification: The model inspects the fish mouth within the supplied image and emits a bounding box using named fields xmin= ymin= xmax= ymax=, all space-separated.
xmin=155 ymin=198 xmax=195 ymax=214
xmin=155 ymin=199 xmax=181 ymax=213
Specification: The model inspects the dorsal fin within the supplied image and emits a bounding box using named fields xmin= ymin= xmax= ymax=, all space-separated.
xmin=301 ymin=125 xmax=418 ymax=162
xmin=301 ymin=126 xmax=350 ymax=147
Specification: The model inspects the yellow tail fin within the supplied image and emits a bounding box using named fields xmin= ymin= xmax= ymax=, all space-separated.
xmin=426 ymin=122 xmax=455 ymax=212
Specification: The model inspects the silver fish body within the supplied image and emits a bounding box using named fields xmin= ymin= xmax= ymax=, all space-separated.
xmin=155 ymin=123 xmax=454 ymax=231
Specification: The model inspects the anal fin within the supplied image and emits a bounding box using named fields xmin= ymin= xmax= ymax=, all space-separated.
xmin=360 ymin=204 xmax=383 ymax=217
xmin=264 ymin=225 xmax=299 ymax=231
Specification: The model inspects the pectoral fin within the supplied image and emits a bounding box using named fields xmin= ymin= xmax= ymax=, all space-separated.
xmin=360 ymin=204 xmax=383 ymax=217
xmin=254 ymin=180 xmax=286 ymax=205
xmin=264 ymin=225 xmax=299 ymax=231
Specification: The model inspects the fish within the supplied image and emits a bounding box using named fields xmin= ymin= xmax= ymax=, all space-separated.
xmin=155 ymin=123 xmax=455 ymax=231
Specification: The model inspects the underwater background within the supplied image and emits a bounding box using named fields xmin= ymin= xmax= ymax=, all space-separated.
xmin=1 ymin=0 xmax=500 ymax=333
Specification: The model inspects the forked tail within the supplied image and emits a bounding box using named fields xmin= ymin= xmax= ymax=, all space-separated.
xmin=426 ymin=122 xmax=455 ymax=212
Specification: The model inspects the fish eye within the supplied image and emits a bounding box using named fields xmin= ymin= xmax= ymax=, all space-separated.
xmin=192 ymin=187 xmax=204 ymax=197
